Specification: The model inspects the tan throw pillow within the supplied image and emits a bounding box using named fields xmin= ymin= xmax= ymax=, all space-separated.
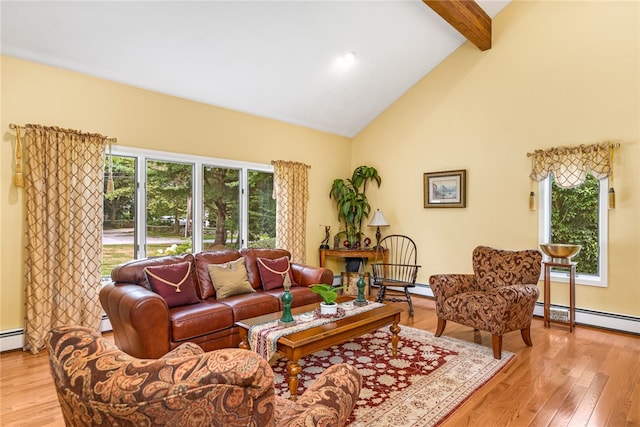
xmin=207 ymin=258 xmax=256 ymax=300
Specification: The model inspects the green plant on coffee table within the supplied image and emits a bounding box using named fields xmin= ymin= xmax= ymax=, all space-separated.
xmin=310 ymin=284 xmax=343 ymax=305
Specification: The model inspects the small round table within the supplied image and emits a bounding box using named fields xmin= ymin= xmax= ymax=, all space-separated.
xmin=543 ymin=261 xmax=576 ymax=332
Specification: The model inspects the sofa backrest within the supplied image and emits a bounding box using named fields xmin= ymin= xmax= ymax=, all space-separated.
xmin=193 ymin=250 xmax=242 ymax=300
xmin=110 ymin=248 xmax=295 ymax=301
xmin=472 ymin=246 xmax=542 ymax=291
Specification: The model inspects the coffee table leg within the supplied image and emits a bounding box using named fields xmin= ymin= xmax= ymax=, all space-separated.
xmin=390 ymin=321 xmax=401 ymax=358
xmin=238 ymin=328 xmax=249 ymax=350
xmin=287 ymin=360 xmax=302 ymax=401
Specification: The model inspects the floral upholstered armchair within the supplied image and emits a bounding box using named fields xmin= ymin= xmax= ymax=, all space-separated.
xmin=429 ymin=246 xmax=542 ymax=359
xmin=47 ymin=326 xmax=361 ymax=426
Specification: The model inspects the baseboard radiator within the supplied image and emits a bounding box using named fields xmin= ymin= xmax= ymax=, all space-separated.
xmin=0 ymin=315 xmax=113 ymax=353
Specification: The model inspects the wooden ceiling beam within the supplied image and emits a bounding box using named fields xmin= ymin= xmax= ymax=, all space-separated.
xmin=422 ymin=0 xmax=492 ymax=51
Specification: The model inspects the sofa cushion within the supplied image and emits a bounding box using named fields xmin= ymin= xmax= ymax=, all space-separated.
xmin=257 ymin=256 xmax=298 ymax=291
xmin=216 ymin=292 xmax=281 ymax=322
xmin=169 ymin=301 xmax=234 ymax=342
xmin=194 ymin=250 xmax=242 ymax=299
xmin=207 ymin=258 xmax=256 ymax=299
xmin=263 ymin=286 xmax=321 ymax=309
xmin=144 ymin=261 xmax=200 ymax=308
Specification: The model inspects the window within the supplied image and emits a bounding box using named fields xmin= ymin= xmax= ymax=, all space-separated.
xmin=102 ymin=155 xmax=137 ymax=277
xmin=538 ymin=173 xmax=608 ymax=287
xmin=102 ymin=147 xmax=274 ymax=277
xmin=146 ymin=159 xmax=193 ymax=258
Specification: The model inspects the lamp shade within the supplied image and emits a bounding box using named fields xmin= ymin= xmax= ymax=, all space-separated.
xmin=368 ymin=209 xmax=390 ymax=227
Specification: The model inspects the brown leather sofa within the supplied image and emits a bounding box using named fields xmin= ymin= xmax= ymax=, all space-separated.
xmin=100 ymin=248 xmax=333 ymax=359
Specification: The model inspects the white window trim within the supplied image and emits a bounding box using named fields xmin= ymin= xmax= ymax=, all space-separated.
xmin=538 ymin=176 xmax=608 ymax=287
xmin=108 ymin=145 xmax=273 ymax=258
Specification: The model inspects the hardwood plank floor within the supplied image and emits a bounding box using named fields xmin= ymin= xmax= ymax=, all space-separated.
xmin=1 ymin=295 xmax=638 ymax=426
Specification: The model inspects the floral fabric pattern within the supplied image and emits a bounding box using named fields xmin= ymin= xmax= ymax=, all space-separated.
xmin=47 ymin=326 xmax=361 ymax=426
xmin=429 ymin=246 xmax=542 ymax=336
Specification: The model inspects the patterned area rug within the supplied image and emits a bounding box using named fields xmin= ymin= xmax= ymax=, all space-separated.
xmin=271 ymin=326 xmax=514 ymax=426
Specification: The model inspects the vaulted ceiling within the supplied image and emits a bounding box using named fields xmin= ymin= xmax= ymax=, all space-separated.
xmin=1 ymin=1 xmax=509 ymax=137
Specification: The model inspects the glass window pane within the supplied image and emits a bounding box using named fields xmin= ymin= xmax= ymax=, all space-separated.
xmin=550 ymin=174 xmax=600 ymax=276
xmin=102 ymin=155 xmax=136 ymax=277
xmin=247 ymin=170 xmax=275 ymax=249
xmin=146 ymin=160 xmax=193 ymax=258
xmin=202 ymin=166 xmax=240 ymax=250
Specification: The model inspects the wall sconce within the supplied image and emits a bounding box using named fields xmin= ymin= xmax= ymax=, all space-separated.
xmin=368 ymin=209 xmax=390 ymax=249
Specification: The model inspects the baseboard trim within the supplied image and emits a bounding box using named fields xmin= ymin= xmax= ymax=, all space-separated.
xmin=4 ymin=286 xmax=637 ymax=352
xmin=0 ymin=316 xmax=113 ymax=353
xmin=336 ymin=276 xmax=639 ymax=335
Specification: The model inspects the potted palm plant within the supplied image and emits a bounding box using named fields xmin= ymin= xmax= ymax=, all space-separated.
xmin=310 ymin=284 xmax=343 ymax=315
xmin=329 ymin=165 xmax=381 ymax=272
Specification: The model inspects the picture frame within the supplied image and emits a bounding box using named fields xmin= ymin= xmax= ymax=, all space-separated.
xmin=423 ymin=169 xmax=467 ymax=208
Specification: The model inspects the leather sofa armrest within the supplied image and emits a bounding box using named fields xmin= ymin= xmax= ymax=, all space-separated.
xmin=291 ymin=263 xmax=334 ymax=287
xmin=99 ymin=282 xmax=171 ymax=359
xmin=275 ymin=363 xmax=361 ymax=427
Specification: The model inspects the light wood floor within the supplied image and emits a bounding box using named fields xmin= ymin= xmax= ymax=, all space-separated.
xmin=1 ymin=295 xmax=638 ymax=426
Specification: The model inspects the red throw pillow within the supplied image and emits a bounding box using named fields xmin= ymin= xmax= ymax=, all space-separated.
xmin=144 ymin=261 xmax=200 ymax=308
xmin=257 ymin=256 xmax=298 ymax=291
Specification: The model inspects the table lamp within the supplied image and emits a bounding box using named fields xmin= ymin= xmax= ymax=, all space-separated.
xmin=368 ymin=209 xmax=390 ymax=249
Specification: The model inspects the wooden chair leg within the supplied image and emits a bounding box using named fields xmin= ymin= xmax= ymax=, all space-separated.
xmin=435 ymin=318 xmax=446 ymax=337
xmin=405 ymin=288 xmax=414 ymax=317
xmin=521 ymin=327 xmax=533 ymax=346
xmin=492 ymin=335 xmax=502 ymax=359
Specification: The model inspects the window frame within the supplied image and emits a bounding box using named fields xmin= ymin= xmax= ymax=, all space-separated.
xmin=538 ymin=175 xmax=608 ymax=287
xmin=108 ymin=145 xmax=273 ymax=260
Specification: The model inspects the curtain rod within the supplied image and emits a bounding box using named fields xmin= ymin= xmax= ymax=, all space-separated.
xmin=9 ymin=123 xmax=117 ymax=143
xmin=526 ymin=141 xmax=620 ymax=157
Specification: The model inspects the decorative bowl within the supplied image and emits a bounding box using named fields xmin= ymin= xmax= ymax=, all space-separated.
xmin=540 ymin=243 xmax=581 ymax=262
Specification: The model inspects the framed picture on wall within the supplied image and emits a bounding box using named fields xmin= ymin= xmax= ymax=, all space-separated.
xmin=423 ymin=169 xmax=467 ymax=208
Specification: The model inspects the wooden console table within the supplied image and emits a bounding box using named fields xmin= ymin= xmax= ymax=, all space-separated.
xmin=319 ymin=248 xmax=386 ymax=268
xmin=543 ymin=261 xmax=576 ymax=332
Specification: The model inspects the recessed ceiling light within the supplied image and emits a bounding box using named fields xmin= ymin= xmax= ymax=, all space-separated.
xmin=336 ymin=51 xmax=357 ymax=69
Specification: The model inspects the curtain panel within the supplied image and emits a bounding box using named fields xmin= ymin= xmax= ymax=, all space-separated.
xmin=21 ymin=125 xmax=106 ymax=353
xmin=272 ymin=160 xmax=310 ymax=263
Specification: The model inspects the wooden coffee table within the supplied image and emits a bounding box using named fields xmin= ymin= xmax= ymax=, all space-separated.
xmin=236 ymin=297 xmax=402 ymax=401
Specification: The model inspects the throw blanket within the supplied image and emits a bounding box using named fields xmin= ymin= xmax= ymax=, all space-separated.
xmin=248 ymin=301 xmax=384 ymax=361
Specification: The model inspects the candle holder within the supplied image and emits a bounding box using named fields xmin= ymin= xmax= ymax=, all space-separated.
xmin=354 ymin=274 xmax=368 ymax=306
xmin=279 ymin=283 xmax=296 ymax=327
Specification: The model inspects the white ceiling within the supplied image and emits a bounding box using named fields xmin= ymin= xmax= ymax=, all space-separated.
xmin=1 ymin=1 xmax=509 ymax=137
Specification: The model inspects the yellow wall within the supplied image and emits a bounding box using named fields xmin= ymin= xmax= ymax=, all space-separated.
xmin=2 ymin=0 xmax=639 ymax=332
xmin=352 ymin=0 xmax=639 ymax=316
xmin=0 ymin=56 xmax=350 ymax=330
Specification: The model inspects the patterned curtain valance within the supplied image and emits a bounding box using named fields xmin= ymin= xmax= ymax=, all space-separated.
xmin=528 ymin=142 xmax=618 ymax=189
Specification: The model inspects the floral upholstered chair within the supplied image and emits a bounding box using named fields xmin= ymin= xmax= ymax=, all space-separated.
xmin=429 ymin=246 xmax=542 ymax=359
xmin=47 ymin=326 xmax=361 ymax=426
